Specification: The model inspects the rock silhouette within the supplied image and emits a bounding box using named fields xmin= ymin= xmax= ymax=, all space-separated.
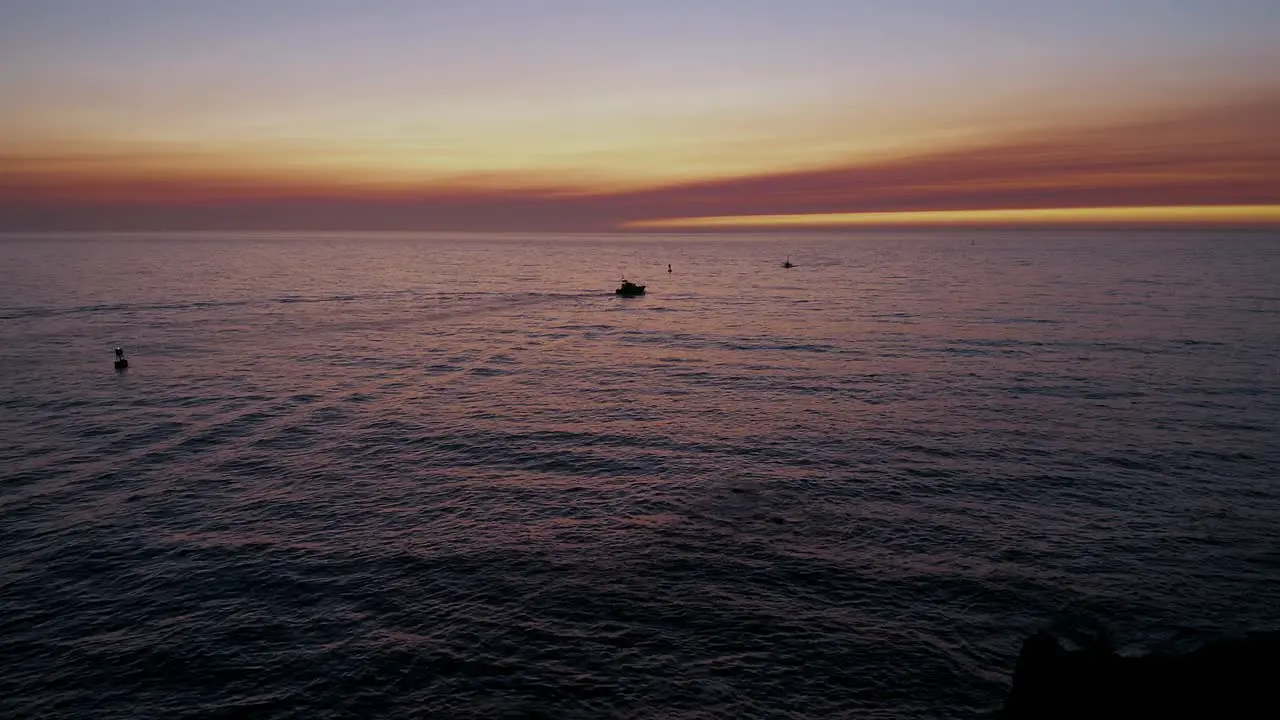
xmin=998 ymin=624 xmax=1279 ymax=718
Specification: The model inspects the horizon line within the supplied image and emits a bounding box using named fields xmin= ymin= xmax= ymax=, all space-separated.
xmin=2 ymin=225 xmax=1278 ymax=238
xmin=623 ymin=205 xmax=1280 ymax=230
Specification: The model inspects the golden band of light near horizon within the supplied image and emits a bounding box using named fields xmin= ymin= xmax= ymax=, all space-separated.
xmin=624 ymin=205 xmax=1280 ymax=229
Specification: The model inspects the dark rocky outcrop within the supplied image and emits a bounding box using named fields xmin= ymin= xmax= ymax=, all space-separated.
xmin=998 ymin=624 xmax=1279 ymax=719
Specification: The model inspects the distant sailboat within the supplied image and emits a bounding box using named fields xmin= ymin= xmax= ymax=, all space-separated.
xmin=783 ymin=256 xmax=794 ymax=268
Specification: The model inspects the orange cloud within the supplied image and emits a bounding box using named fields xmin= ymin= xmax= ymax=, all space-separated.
xmin=1 ymin=92 xmax=1277 ymax=230
xmin=626 ymin=205 xmax=1280 ymax=229
xmin=611 ymin=93 xmax=1280 ymax=219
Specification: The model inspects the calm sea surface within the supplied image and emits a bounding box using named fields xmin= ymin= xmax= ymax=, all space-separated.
xmin=2 ymin=231 xmax=1278 ymax=718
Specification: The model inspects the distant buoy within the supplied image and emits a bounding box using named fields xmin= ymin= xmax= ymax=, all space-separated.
xmin=668 ymin=264 xmax=672 ymax=273
xmin=113 ymin=346 xmax=128 ymax=370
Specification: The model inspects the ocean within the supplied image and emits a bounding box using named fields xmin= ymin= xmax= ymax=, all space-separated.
xmin=2 ymin=231 xmax=1277 ymax=718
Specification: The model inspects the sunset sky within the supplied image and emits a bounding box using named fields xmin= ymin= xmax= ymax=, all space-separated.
xmin=2 ymin=0 xmax=1278 ymax=230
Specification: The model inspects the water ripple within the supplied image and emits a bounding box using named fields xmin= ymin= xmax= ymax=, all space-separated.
xmin=2 ymin=232 xmax=1278 ymax=718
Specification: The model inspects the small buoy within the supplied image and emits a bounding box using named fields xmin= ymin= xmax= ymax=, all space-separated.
xmin=668 ymin=264 xmax=672 ymax=273
xmin=113 ymin=346 xmax=128 ymax=370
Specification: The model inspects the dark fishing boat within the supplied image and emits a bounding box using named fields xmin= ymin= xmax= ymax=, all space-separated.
xmin=615 ymin=279 xmax=646 ymax=297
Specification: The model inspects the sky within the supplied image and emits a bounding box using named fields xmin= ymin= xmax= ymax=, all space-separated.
xmin=1 ymin=0 xmax=1278 ymax=231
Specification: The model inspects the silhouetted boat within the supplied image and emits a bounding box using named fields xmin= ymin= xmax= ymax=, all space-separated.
xmin=783 ymin=256 xmax=794 ymax=268
xmin=616 ymin=279 xmax=646 ymax=297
